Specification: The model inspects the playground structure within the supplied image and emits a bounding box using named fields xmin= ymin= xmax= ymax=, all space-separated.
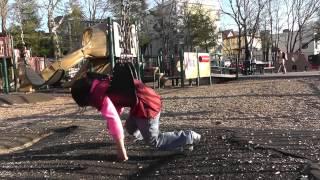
xmin=0 ymin=18 xmax=140 ymax=92
xmin=24 ymin=19 xmax=139 ymax=90
xmin=0 ymin=35 xmax=14 ymax=94
xmin=1 ymin=16 xmax=214 ymax=93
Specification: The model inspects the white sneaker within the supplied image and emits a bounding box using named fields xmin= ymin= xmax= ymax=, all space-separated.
xmin=133 ymin=130 xmax=144 ymax=142
xmin=176 ymin=144 xmax=194 ymax=152
xmin=191 ymin=131 xmax=201 ymax=144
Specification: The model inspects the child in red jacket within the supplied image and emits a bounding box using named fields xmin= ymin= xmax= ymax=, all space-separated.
xmin=71 ymin=77 xmax=128 ymax=161
xmin=71 ymin=76 xmax=201 ymax=158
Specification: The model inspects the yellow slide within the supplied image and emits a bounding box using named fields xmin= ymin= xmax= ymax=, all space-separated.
xmin=24 ymin=23 xmax=110 ymax=87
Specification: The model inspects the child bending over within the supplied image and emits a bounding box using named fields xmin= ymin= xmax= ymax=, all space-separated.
xmin=71 ymin=75 xmax=201 ymax=160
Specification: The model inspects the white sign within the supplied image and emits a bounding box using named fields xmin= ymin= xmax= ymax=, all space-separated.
xmin=113 ymin=22 xmax=138 ymax=58
xmin=184 ymin=52 xmax=211 ymax=79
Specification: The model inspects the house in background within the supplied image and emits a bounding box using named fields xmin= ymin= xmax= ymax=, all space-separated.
xmin=221 ymin=29 xmax=262 ymax=63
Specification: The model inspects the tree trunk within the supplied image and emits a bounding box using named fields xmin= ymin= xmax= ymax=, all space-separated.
xmin=1 ymin=18 xmax=6 ymax=34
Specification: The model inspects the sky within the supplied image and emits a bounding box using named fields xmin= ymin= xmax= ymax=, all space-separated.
xmin=148 ymin=0 xmax=236 ymax=30
xmin=218 ymin=0 xmax=238 ymax=30
xmin=3 ymin=0 xmax=236 ymax=32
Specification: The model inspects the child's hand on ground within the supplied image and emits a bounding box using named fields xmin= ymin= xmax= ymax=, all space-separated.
xmin=115 ymin=138 xmax=128 ymax=162
xmin=117 ymin=154 xmax=129 ymax=162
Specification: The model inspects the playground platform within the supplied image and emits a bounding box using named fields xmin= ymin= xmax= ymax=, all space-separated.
xmin=238 ymin=71 xmax=320 ymax=80
xmin=211 ymin=73 xmax=237 ymax=78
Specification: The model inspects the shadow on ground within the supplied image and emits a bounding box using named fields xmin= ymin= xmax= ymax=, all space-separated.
xmin=0 ymin=125 xmax=319 ymax=179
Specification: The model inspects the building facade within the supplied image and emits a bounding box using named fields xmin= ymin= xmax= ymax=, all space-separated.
xmin=221 ymin=29 xmax=262 ymax=62
xmin=274 ymin=29 xmax=320 ymax=57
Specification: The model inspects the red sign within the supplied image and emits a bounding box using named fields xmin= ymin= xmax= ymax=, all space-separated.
xmin=198 ymin=55 xmax=210 ymax=62
xmin=0 ymin=36 xmax=12 ymax=58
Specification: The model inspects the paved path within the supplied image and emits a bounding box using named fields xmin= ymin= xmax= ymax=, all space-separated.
xmin=239 ymin=71 xmax=320 ymax=79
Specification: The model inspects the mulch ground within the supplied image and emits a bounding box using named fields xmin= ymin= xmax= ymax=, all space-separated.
xmin=0 ymin=76 xmax=319 ymax=179
xmin=0 ymin=93 xmax=53 ymax=105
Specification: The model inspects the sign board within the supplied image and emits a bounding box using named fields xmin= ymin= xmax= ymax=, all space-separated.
xmin=184 ymin=52 xmax=211 ymax=79
xmin=0 ymin=36 xmax=12 ymax=58
xmin=113 ymin=22 xmax=138 ymax=58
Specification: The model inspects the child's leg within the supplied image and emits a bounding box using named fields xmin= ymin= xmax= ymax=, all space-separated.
xmin=125 ymin=117 xmax=143 ymax=141
xmin=134 ymin=112 xmax=200 ymax=150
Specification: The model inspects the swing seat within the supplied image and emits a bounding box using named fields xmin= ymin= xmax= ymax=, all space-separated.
xmin=25 ymin=67 xmax=65 ymax=87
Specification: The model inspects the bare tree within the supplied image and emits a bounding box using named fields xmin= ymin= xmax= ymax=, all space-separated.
xmin=109 ymin=0 xmax=148 ymax=19
xmin=222 ymin=0 xmax=267 ymax=77
xmin=284 ymin=0 xmax=320 ymax=53
xmin=263 ymin=0 xmax=285 ymax=63
xmin=223 ymin=0 xmax=267 ymax=59
xmin=220 ymin=0 xmax=242 ymax=77
xmin=82 ymin=0 xmax=112 ymax=25
xmin=13 ymin=0 xmax=26 ymax=47
xmin=41 ymin=0 xmax=66 ymax=58
xmin=0 ymin=0 xmax=8 ymax=34
xmin=150 ymin=0 xmax=179 ymax=57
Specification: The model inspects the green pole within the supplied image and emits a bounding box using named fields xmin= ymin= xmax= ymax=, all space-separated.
xmin=196 ymin=49 xmax=200 ymax=87
xmin=2 ymin=58 xmax=9 ymax=94
xmin=140 ymin=55 xmax=145 ymax=80
xmin=107 ymin=17 xmax=115 ymax=69
xmin=179 ymin=48 xmax=184 ymax=87
xmin=0 ymin=61 xmax=2 ymax=91
xmin=157 ymin=55 xmax=160 ymax=69
xmin=170 ymin=54 xmax=175 ymax=86
xmin=135 ymin=22 xmax=141 ymax=80
xmin=12 ymin=56 xmax=18 ymax=92
xmin=159 ymin=51 xmax=163 ymax=73
xmin=209 ymin=55 xmax=212 ymax=86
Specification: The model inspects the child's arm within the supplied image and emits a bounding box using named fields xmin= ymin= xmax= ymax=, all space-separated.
xmin=100 ymin=97 xmax=128 ymax=161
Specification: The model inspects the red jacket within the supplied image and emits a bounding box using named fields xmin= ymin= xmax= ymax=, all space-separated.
xmin=89 ymin=79 xmax=161 ymax=119
xmin=129 ymin=80 xmax=162 ymax=119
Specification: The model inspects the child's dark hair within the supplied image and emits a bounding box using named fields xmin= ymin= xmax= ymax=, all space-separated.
xmin=71 ymin=77 xmax=93 ymax=107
